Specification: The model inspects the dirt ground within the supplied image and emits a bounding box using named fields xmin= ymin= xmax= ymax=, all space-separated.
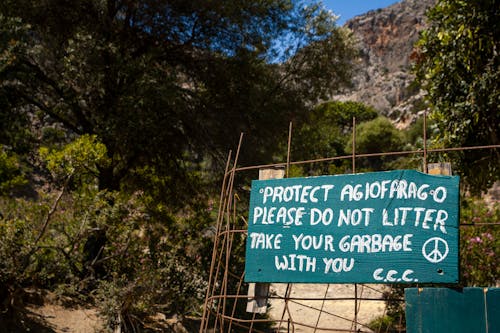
xmin=22 ymin=293 xmax=198 ymax=333
xmin=268 ymin=283 xmax=387 ymax=332
xmin=20 ymin=284 xmax=387 ymax=333
xmin=26 ymin=303 xmax=104 ymax=333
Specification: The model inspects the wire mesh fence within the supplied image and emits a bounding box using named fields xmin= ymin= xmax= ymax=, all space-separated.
xmin=200 ymin=121 xmax=499 ymax=333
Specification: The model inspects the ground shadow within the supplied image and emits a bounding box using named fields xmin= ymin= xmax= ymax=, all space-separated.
xmin=0 ymin=310 xmax=57 ymax=333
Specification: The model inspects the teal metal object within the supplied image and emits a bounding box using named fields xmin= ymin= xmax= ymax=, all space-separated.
xmin=405 ymin=287 xmax=500 ymax=333
xmin=244 ymin=170 xmax=459 ymax=283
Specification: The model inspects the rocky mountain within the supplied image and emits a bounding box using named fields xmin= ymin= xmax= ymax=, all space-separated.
xmin=334 ymin=0 xmax=437 ymax=128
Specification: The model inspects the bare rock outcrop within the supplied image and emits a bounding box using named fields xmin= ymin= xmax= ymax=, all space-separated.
xmin=334 ymin=0 xmax=437 ymax=126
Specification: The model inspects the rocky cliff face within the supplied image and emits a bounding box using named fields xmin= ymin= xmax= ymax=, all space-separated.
xmin=334 ymin=0 xmax=436 ymax=127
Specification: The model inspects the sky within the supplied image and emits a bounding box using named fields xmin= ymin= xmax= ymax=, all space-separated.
xmin=321 ymin=0 xmax=400 ymax=26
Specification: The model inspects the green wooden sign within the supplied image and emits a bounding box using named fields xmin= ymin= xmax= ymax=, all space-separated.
xmin=244 ymin=170 xmax=459 ymax=283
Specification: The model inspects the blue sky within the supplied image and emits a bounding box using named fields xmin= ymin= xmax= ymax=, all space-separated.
xmin=321 ymin=0 xmax=400 ymax=25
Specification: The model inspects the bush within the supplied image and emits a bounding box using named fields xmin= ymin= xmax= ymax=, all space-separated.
xmin=0 ymin=146 xmax=27 ymax=195
xmin=460 ymin=198 xmax=499 ymax=286
xmin=0 ymin=135 xmax=212 ymax=332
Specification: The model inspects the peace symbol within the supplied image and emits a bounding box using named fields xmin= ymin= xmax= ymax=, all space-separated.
xmin=422 ymin=237 xmax=449 ymax=263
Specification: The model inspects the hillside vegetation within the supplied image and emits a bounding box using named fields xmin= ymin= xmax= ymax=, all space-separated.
xmin=0 ymin=0 xmax=498 ymax=332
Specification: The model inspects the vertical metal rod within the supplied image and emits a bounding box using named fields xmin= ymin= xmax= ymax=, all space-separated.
xmin=352 ymin=284 xmax=365 ymax=332
xmin=279 ymin=123 xmax=295 ymax=332
xmin=423 ymin=109 xmax=428 ymax=173
xmin=287 ymin=285 xmax=296 ymax=332
xmin=248 ymin=311 xmax=257 ymax=332
xmin=313 ymin=284 xmax=330 ymax=332
xmin=228 ymin=268 xmax=246 ymax=332
xmin=212 ymin=181 xmax=232 ymax=331
xmin=354 ymin=283 xmax=358 ymax=332
xmin=218 ymin=177 xmax=234 ymax=332
xmin=200 ymin=150 xmax=232 ymax=333
xmin=221 ymin=133 xmax=244 ymax=332
xmin=225 ymin=195 xmax=239 ymax=331
xmin=278 ymin=284 xmax=291 ymax=331
xmin=352 ymin=117 xmax=356 ymax=173
xmin=352 ymin=117 xmax=357 ymax=332
xmin=215 ymin=203 xmax=230 ymax=331
xmin=278 ymin=283 xmax=294 ymax=332
xmin=211 ymin=228 xmax=227 ymax=331
xmin=287 ymin=121 xmax=293 ymax=178
xmin=212 ymin=168 xmax=234 ymax=330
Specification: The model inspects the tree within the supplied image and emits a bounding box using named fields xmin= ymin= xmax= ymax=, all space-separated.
xmin=0 ymin=15 xmax=33 ymax=154
xmin=414 ymin=0 xmax=499 ymax=193
xmin=289 ymin=101 xmax=377 ymax=176
xmin=0 ymin=1 xmax=358 ymax=329
xmin=0 ymin=0 xmax=356 ymax=195
xmin=348 ymin=117 xmax=405 ymax=171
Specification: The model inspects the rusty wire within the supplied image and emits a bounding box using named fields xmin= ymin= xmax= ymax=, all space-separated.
xmin=200 ymin=118 xmax=499 ymax=333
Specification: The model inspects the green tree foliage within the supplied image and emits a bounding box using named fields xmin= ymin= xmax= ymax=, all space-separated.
xmin=0 ymin=147 xmax=27 ymax=195
xmin=0 ymin=0 xmax=356 ymax=192
xmin=348 ymin=117 xmax=406 ymax=171
xmin=414 ymin=0 xmax=500 ymax=193
xmin=404 ymin=116 xmax=436 ymax=149
xmin=39 ymin=134 xmax=109 ymax=186
xmin=290 ymin=101 xmax=377 ymax=176
xmin=0 ymin=15 xmax=33 ymax=153
xmin=289 ymin=102 xmax=422 ymax=175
